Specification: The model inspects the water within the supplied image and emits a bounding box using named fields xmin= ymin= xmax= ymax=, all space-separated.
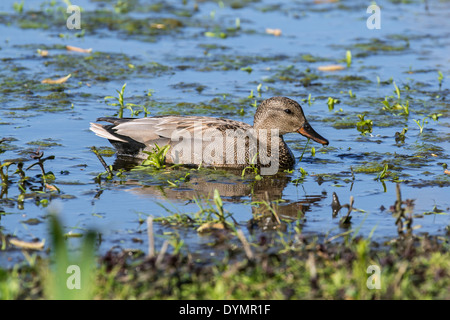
xmin=0 ymin=0 xmax=449 ymax=266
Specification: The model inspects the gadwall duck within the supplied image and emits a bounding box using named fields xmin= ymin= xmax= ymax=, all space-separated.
xmin=90 ymin=97 xmax=328 ymax=174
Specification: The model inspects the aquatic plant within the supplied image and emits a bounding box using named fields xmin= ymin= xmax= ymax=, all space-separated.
xmin=413 ymin=113 xmax=442 ymax=135
xmin=104 ymin=83 xmax=148 ymax=118
xmin=327 ymin=97 xmax=340 ymax=111
xmin=204 ymin=30 xmax=227 ymax=39
xmin=393 ymin=81 xmax=401 ymax=100
xmin=104 ymin=83 xmax=127 ymax=118
xmin=302 ymin=93 xmax=314 ymax=106
xmin=391 ymin=184 xmax=414 ymax=236
xmin=0 ymin=161 xmax=14 ymax=188
xmin=375 ymin=164 xmax=389 ymax=181
xmin=256 ymin=83 xmax=263 ymax=96
xmin=142 ymin=144 xmax=170 ymax=169
xmin=250 ymin=197 xmax=283 ymax=227
xmin=241 ymin=66 xmax=253 ymax=74
xmin=438 ymin=70 xmax=443 ymax=89
xmin=394 ymin=127 xmax=408 ymax=144
xmin=167 ymin=172 xmax=191 ymax=187
xmin=381 ymin=98 xmax=409 ymax=117
xmin=292 ymin=167 xmax=308 ymax=186
xmin=241 ymin=153 xmax=262 ymax=181
xmin=346 ymin=50 xmax=352 ymax=68
xmin=26 ymin=150 xmax=55 ymax=185
xmin=91 ymin=147 xmax=114 ymax=182
xmin=155 ymin=189 xmax=234 ymax=232
xmin=356 ymin=114 xmax=373 ymax=136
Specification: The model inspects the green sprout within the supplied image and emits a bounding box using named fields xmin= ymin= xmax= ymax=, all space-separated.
xmin=346 ymin=50 xmax=352 ymax=68
xmin=327 ymin=97 xmax=340 ymax=111
xmin=381 ymin=98 xmax=409 ymax=117
xmin=142 ymin=144 xmax=170 ymax=169
xmin=438 ymin=70 xmax=443 ymax=88
xmin=241 ymin=66 xmax=253 ymax=74
xmin=413 ymin=117 xmax=428 ymax=135
xmin=375 ymin=164 xmax=389 ymax=181
xmin=104 ymin=83 xmax=127 ymax=118
xmin=393 ymin=81 xmax=401 ymax=100
xmin=105 ymin=84 xmax=149 ymax=118
xmin=356 ymin=114 xmax=373 ymax=136
xmin=256 ymin=83 xmax=263 ymax=96
xmin=13 ymin=1 xmax=24 ymax=14
xmin=307 ymin=93 xmax=314 ymax=106
xmin=242 ymin=153 xmax=262 ymax=181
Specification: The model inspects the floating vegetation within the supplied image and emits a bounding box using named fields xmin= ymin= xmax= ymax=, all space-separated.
xmin=356 ymin=113 xmax=373 ymax=136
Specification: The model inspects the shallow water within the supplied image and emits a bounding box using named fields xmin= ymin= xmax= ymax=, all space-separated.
xmin=0 ymin=0 xmax=449 ymax=266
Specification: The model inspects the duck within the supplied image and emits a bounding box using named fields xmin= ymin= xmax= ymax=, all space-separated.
xmin=90 ymin=96 xmax=329 ymax=175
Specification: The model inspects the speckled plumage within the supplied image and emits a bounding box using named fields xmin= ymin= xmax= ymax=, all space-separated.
xmin=90 ymin=97 xmax=328 ymax=173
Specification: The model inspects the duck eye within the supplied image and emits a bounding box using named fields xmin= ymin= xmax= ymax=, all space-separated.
xmin=284 ymin=109 xmax=292 ymax=114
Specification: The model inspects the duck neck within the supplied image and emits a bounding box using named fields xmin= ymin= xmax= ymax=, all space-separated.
xmin=254 ymin=130 xmax=294 ymax=170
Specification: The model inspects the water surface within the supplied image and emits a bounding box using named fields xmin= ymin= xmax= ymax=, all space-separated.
xmin=0 ymin=0 xmax=449 ymax=265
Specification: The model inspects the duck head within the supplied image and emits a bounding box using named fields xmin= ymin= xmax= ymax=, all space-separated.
xmin=253 ymin=96 xmax=329 ymax=145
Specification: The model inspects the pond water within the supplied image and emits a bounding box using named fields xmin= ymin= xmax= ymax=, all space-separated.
xmin=0 ymin=0 xmax=449 ymax=266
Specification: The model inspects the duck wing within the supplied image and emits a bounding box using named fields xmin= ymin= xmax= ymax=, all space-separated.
xmin=91 ymin=116 xmax=252 ymax=143
xmin=90 ymin=116 xmax=255 ymax=163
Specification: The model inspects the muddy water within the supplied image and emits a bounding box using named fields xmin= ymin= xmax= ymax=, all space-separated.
xmin=0 ymin=0 xmax=449 ymax=265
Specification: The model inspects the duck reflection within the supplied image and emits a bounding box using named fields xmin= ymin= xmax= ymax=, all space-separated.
xmin=111 ymin=157 xmax=327 ymax=228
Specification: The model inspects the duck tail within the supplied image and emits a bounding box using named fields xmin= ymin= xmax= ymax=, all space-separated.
xmin=89 ymin=122 xmax=128 ymax=142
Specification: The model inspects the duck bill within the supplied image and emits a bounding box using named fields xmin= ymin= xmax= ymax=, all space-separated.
xmin=297 ymin=125 xmax=329 ymax=146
